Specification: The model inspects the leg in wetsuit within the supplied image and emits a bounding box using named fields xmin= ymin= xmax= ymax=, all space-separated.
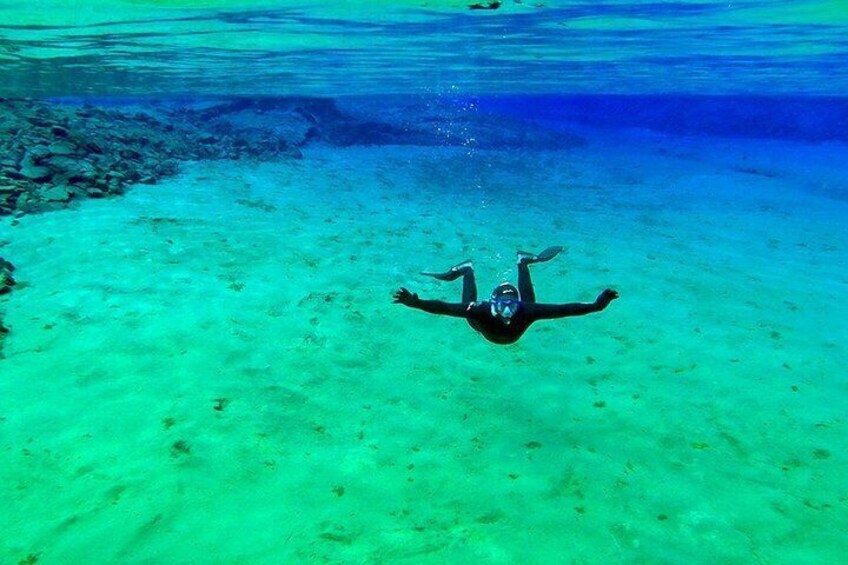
xmin=421 ymin=260 xmax=486 ymax=334
xmin=422 ymin=249 xmax=549 ymax=302
xmin=517 ymin=255 xmax=537 ymax=304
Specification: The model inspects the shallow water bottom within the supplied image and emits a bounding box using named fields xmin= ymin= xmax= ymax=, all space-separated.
xmin=1 ymin=130 xmax=846 ymax=563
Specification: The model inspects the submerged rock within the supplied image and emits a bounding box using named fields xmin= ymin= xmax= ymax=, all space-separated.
xmin=48 ymin=140 xmax=78 ymax=156
xmin=0 ymin=187 xmax=18 ymax=213
xmin=0 ymin=317 xmax=8 ymax=358
xmin=0 ymin=257 xmax=14 ymax=295
xmin=39 ymin=185 xmax=72 ymax=202
xmin=19 ymin=163 xmax=52 ymax=182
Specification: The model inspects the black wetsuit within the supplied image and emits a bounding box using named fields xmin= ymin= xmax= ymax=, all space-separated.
xmin=406 ymin=260 xmax=606 ymax=344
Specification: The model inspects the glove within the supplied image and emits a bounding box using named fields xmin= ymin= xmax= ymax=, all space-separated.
xmin=392 ymin=287 xmax=419 ymax=306
xmin=595 ymin=288 xmax=619 ymax=309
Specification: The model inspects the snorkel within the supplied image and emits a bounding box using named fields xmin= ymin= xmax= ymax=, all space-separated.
xmin=490 ymin=283 xmax=520 ymax=324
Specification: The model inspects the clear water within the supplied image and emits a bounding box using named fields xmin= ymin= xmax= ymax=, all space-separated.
xmin=3 ymin=0 xmax=848 ymax=96
xmin=1 ymin=2 xmax=847 ymax=564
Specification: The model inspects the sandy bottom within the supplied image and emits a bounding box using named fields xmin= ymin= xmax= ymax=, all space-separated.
xmin=1 ymin=130 xmax=846 ymax=563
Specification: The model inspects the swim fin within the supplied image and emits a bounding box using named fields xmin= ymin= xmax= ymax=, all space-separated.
xmin=517 ymin=246 xmax=564 ymax=264
xmin=421 ymin=260 xmax=473 ymax=281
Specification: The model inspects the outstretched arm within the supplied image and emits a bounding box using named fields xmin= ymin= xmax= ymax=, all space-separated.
xmin=526 ymin=289 xmax=619 ymax=320
xmin=392 ymin=287 xmax=470 ymax=318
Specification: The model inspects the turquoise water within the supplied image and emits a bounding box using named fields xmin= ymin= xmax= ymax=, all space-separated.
xmin=2 ymin=1 xmax=848 ymax=96
xmin=1 ymin=2 xmax=847 ymax=564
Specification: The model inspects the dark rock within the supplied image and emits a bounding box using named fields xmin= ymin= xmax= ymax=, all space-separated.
xmin=107 ymin=178 xmax=123 ymax=193
xmin=0 ymin=257 xmax=14 ymax=295
xmin=0 ymin=317 xmax=8 ymax=358
xmin=122 ymin=169 xmax=142 ymax=183
xmin=46 ymin=156 xmax=79 ymax=173
xmin=0 ymin=193 xmax=16 ymax=214
xmin=66 ymin=185 xmax=88 ymax=198
xmin=40 ymin=185 xmax=72 ymax=202
xmin=23 ymin=145 xmax=53 ymax=163
xmin=119 ymin=148 xmax=142 ymax=160
xmin=64 ymin=159 xmax=98 ymax=184
xmin=3 ymin=170 xmax=25 ymax=181
xmin=19 ymin=163 xmax=52 ymax=182
xmin=13 ymin=193 xmax=30 ymax=212
xmin=51 ymin=125 xmax=69 ymax=137
xmin=48 ymin=140 xmax=77 ymax=156
xmin=25 ymin=116 xmax=51 ymax=128
xmin=84 ymin=140 xmax=103 ymax=154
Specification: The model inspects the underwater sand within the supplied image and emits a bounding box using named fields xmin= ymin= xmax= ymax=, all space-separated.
xmin=1 ymin=130 xmax=847 ymax=563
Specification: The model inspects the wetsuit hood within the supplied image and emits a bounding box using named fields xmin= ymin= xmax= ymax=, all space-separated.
xmin=491 ymin=283 xmax=520 ymax=323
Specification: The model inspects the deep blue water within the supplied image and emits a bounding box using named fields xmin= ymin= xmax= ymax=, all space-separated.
xmin=473 ymin=95 xmax=848 ymax=142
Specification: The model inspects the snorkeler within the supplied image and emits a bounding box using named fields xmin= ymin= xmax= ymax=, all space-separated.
xmin=392 ymin=246 xmax=618 ymax=345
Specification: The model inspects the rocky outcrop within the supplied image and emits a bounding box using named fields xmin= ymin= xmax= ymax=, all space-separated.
xmin=0 ymin=97 xmax=322 ymax=217
xmin=0 ymin=257 xmax=13 ymax=295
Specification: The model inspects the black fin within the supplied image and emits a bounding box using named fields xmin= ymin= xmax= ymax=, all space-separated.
xmin=421 ymin=260 xmax=473 ymax=281
xmin=518 ymin=246 xmax=564 ymax=264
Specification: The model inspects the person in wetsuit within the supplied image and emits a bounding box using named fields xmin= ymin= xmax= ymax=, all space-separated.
xmin=392 ymin=246 xmax=618 ymax=345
